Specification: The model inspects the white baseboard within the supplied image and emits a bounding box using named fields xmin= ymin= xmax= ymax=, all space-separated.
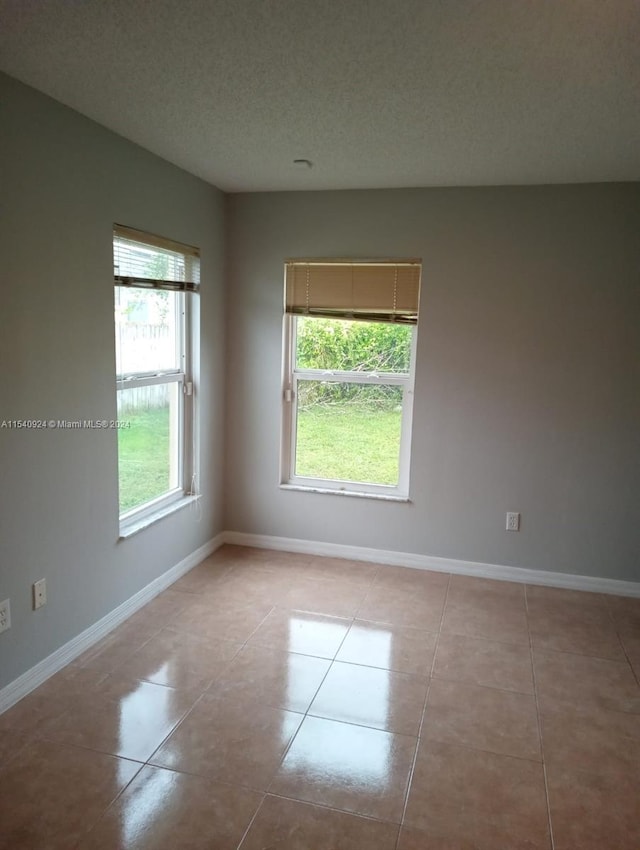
xmin=0 ymin=533 xmax=225 ymax=715
xmin=223 ymin=530 xmax=640 ymax=598
xmin=3 ymin=528 xmax=638 ymax=715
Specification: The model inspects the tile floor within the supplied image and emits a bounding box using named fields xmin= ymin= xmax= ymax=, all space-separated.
xmin=0 ymin=545 xmax=638 ymax=849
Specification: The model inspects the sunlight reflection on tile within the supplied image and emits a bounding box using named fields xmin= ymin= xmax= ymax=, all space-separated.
xmin=272 ymin=715 xmax=416 ymax=821
xmin=288 ymin=614 xmax=350 ymax=656
xmin=117 ymin=681 xmax=175 ymax=761
xmin=309 ymin=662 xmax=428 ymax=736
xmin=248 ymin=609 xmax=351 ymax=658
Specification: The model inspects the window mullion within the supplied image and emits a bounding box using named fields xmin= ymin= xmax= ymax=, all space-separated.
xmin=293 ymin=368 xmax=407 ymax=387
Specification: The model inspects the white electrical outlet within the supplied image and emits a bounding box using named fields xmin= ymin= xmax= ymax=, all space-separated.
xmin=33 ymin=578 xmax=47 ymax=610
xmin=0 ymin=599 xmax=10 ymax=634
xmin=506 ymin=512 xmax=521 ymax=532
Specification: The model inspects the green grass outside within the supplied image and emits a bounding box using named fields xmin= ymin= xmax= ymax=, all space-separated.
xmin=119 ymin=402 xmax=401 ymax=512
xmin=296 ymin=406 xmax=401 ymax=485
xmin=118 ymin=407 xmax=171 ymax=512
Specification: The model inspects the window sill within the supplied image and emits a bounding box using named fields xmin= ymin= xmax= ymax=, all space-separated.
xmin=280 ymin=484 xmax=411 ymax=503
xmin=118 ymin=494 xmax=200 ymax=540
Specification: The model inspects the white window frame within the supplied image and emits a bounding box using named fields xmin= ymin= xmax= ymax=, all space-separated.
xmin=116 ymin=290 xmax=194 ymax=526
xmin=281 ymin=314 xmax=417 ymax=499
xmin=113 ymin=226 xmax=199 ymax=535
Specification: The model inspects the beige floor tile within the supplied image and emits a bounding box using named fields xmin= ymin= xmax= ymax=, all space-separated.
xmin=248 ymin=608 xmax=351 ymax=658
xmin=525 ymin=584 xmax=608 ymax=612
xmin=528 ymin=607 xmax=625 ymax=660
xmin=605 ymin=594 xmax=640 ymax=631
xmin=372 ymin=565 xmax=450 ymax=594
xmin=0 ymin=729 xmax=33 ymax=772
xmin=110 ymin=628 xmax=241 ymax=691
xmin=209 ymin=645 xmax=330 ymax=712
xmin=37 ymin=663 xmax=111 ymax=694
xmin=0 ymin=739 xmax=141 ymax=850
xmin=358 ymin=585 xmax=446 ymax=631
xmin=78 ymin=765 xmax=263 ymax=850
xmin=4 ymin=548 xmax=635 ymax=850
xmin=39 ymin=678 xmax=199 ymax=762
xmin=423 ymin=678 xmax=541 ymax=761
xmin=201 ymin=567 xmax=293 ymax=606
xmin=257 ymin=548 xmax=313 ymax=569
xmin=397 ymin=827 xmax=480 ymax=849
xmin=547 ymin=764 xmax=640 ymax=850
xmin=271 ymin=715 xmax=417 ymax=823
xmin=73 ymin=621 xmax=161 ymax=673
xmin=336 ymin=620 xmax=438 ymax=676
xmin=448 ymin=575 xmax=525 ymax=600
xmin=540 ymin=702 xmax=640 ymax=777
xmin=239 ymin=795 xmax=399 ymax=850
xmin=150 ymin=694 xmax=303 ymax=790
xmin=0 ymin=666 xmax=108 ymax=734
xmin=441 ymin=592 xmax=529 ymax=645
xmin=433 ymin=632 xmax=534 ymax=693
xmin=309 ymin=661 xmax=428 ymax=736
xmin=281 ymin=576 xmax=369 ymax=618
xmin=404 ymin=740 xmax=550 ymax=848
xmin=170 ymin=557 xmax=235 ymax=594
xmin=619 ymin=627 xmax=640 ymax=674
xmin=534 ymin=648 xmax=640 ymax=714
xmin=124 ymin=589 xmax=193 ymax=629
xmin=303 ymin=555 xmax=380 ymax=586
xmin=168 ymin=598 xmax=274 ymax=643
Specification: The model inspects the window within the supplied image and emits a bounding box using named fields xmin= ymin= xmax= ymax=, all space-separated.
xmin=282 ymin=260 xmax=421 ymax=498
xmin=113 ymin=225 xmax=199 ymax=527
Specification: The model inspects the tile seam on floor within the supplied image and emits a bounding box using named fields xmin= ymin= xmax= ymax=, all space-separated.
xmin=525 ymin=584 xmax=557 ymax=850
xmin=616 ymin=629 xmax=640 ymax=688
xmin=396 ymin=571 xmax=452 ymax=844
xmin=410 ymin=736 xmax=544 ymax=766
xmin=80 ymin=758 xmax=148 ymax=846
xmin=262 ymin=611 xmax=357 ymax=798
xmin=260 ymin=790 xmax=405 ymax=824
xmin=143 ymin=602 xmax=279 ymax=771
xmin=430 ymin=672 xmax=534 ymax=697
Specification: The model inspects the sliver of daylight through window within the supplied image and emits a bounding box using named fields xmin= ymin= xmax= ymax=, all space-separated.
xmin=113 ymin=225 xmax=199 ymax=525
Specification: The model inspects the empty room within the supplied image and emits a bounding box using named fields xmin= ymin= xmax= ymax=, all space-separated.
xmin=0 ymin=1 xmax=638 ymax=848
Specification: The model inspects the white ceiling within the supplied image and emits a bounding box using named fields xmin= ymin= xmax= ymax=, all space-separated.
xmin=0 ymin=0 xmax=638 ymax=192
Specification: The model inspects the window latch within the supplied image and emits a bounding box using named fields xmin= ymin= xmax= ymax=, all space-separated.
xmin=284 ymin=388 xmax=293 ymax=403
xmin=184 ymin=381 xmax=193 ymax=396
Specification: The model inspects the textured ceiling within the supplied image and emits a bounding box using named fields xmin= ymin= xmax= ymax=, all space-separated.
xmin=0 ymin=0 xmax=638 ymax=192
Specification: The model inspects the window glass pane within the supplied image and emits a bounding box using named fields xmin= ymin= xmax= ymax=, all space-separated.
xmin=294 ymin=381 xmax=402 ymax=485
xmin=295 ymin=317 xmax=412 ymax=373
xmin=117 ymin=383 xmax=181 ymax=513
xmin=115 ymin=288 xmax=181 ymax=375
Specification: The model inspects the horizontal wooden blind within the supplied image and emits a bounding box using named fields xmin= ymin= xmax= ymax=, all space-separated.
xmin=113 ymin=224 xmax=200 ymax=292
xmin=285 ymin=261 xmax=421 ymax=324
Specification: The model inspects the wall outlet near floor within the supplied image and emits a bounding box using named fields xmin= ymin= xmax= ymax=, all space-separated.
xmin=0 ymin=598 xmax=10 ymax=633
xmin=506 ymin=512 xmax=521 ymax=532
xmin=33 ymin=578 xmax=47 ymax=610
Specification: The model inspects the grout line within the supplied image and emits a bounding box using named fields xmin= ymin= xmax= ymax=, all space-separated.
xmin=263 ymin=612 xmax=357 ymax=796
xmin=616 ymin=629 xmax=640 ymax=688
xmin=395 ymin=571 xmax=452 ymax=847
xmin=258 ymin=789 xmax=403 ymax=825
xmin=234 ymin=792 xmax=269 ymax=850
xmin=524 ymin=585 xmax=556 ymax=850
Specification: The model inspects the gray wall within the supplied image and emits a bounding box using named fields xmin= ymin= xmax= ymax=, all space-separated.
xmin=225 ymin=186 xmax=640 ymax=582
xmin=0 ymin=74 xmax=226 ymax=689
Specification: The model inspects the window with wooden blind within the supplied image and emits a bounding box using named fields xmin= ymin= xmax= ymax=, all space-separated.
xmin=281 ymin=260 xmax=421 ymax=498
xmin=113 ymin=225 xmax=199 ymax=530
